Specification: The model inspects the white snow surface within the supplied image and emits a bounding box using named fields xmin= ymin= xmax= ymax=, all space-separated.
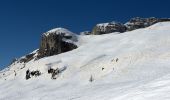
xmin=1 ymin=22 xmax=170 ymax=100
xmin=97 ymin=22 xmax=109 ymax=27
xmin=43 ymin=27 xmax=78 ymax=43
xmin=44 ymin=28 xmax=75 ymax=36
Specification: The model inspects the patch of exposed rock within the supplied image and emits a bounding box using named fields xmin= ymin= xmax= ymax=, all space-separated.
xmin=91 ymin=21 xmax=127 ymax=35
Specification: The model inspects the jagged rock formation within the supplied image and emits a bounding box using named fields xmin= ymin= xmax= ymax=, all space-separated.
xmin=37 ymin=28 xmax=78 ymax=58
xmin=91 ymin=17 xmax=170 ymax=35
xmin=91 ymin=22 xmax=127 ymax=35
xmin=125 ymin=17 xmax=170 ymax=31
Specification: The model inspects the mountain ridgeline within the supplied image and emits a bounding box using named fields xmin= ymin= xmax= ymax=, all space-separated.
xmin=14 ymin=17 xmax=170 ymax=64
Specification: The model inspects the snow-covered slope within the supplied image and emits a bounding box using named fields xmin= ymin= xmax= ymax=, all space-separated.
xmin=1 ymin=22 xmax=170 ymax=100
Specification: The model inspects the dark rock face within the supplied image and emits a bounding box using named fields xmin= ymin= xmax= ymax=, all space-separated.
xmin=125 ymin=17 xmax=170 ymax=31
xmin=91 ymin=22 xmax=127 ymax=35
xmin=37 ymin=28 xmax=78 ymax=58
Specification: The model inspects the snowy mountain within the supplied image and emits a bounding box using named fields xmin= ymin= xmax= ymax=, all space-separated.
xmin=1 ymin=19 xmax=170 ymax=100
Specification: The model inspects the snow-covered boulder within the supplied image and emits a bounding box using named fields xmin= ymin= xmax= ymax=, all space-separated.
xmin=91 ymin=21 xmax=127 ymax=35
xmin=38 ymin=28 xmax=78 ymax=58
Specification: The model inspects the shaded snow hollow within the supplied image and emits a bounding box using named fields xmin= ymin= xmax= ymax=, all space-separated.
xmin=1 ymin=22 xmax=170 ymax=100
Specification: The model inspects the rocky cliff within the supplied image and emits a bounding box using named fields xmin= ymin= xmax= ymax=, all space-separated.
xmin=37 ymin=28 xmax=78 ymax=58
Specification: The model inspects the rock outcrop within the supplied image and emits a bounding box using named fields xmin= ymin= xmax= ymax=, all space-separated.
xmin=37 ymin=28 xmax=78 ymax=58
xmin=125 ymin=17 xmax=170 ymax=31
xmin=91 ymin=22 xmax=127 ymax=35
xmin=91 ymin=17 xmax=170 ymax=35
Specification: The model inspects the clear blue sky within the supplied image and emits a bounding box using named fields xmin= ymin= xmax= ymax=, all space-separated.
xmin=0 ymin=0 xmax=170 ymax=69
